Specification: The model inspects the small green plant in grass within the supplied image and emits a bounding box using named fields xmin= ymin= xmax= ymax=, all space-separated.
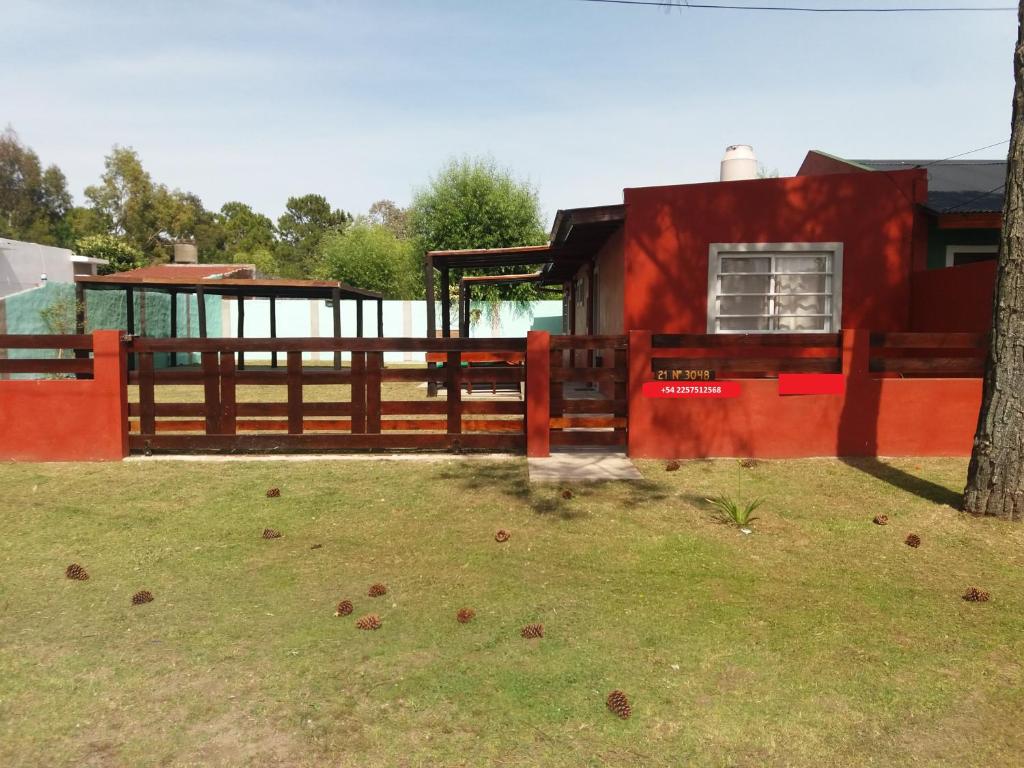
xmin=706 ymin=494 xmax=764 ymax=527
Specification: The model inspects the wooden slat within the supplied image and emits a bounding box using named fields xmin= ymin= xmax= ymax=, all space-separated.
xmin=287 ymin=351 xmax=303 ymax=434
xmin=138 ymin=352 xmax=156 ymax=435
xmin=201 ymin=351 xmax=221 ymax=434
xmin=550 ymin=431 xmax=625 ymax=447
xmin=447 ymin=351 xmax=462 ymax=434
xmin=220 ymin=352 xmax=237 ymax=436
xmin=551 ymin=398 xmax=626 ymax=414
xmin=379 ymin=367 xmax=525 ymax=383
xmin=550 ymin=416 xmax=627 ymax=429
xmin=0 ymin=334 xmax=94 ymax=350
xmin=651 ymin=346 xmax=840 ymax=360
xmin=651 ymin=357 xmax=840 ymax=374
xmin=869 ymin=358 xmax=985 ymax=375
xmin=129 ymin=433 xmax=525 ymax=453
xmin=351 ymin=352 xmax=366 ymax=433
xmin=869 ymin=332 xmax=988 ymax=349
xmin=550 ymin=334 xmax=628 ymax=350
xmin=652 ymin=333 xmax=840 ymax=348
xmin=461 ymin=401 xmax=524 ymax=415
xmin=550 ymin=367 xmax=625 ymax=383
xmin=366 ymin=351 xmax=382 ymax=434
xmin=128 ymin=337 xmax=527 ymax=353
xmin=0 ymin=358 xmax=93 ymax=374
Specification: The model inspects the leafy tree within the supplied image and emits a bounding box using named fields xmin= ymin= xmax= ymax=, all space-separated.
xmin=84 ymin=146 xmax=162 ymax=255
xmin=275 ymin=194 xmax=351 ymax=278
xmin=368 ymin=199 xmax=410 ymax=239
xmin=0 ymin=127 xmax=73 ymax=246
xmin=75 ymin=234 xmax=145 ymax=275
xmin=84 ymin=146 xmax=213 ymax=262
xmin=963 ymin=2 xmax=1024 ymax=520
xmin=233 ymin=247 xmax=280 ymax=278
xmin=409 ymin=156 xmax=548 ymax=305
xmin=318 ymin=220 xmax=419 ymax=298
xmin=219 ymin=201 xmax=276 ymax=257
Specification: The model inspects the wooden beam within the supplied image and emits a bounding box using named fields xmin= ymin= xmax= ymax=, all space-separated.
xmin=237 ymin=295 xmax=245 ymax=370
xmin=440 ymin=265 xmax=451 ymax=338
xmin=458 ymin=280 xmax=467 ymax=338
xmin=168 ymin=289 xmax=177 ymax=367
xmin=332 ymin=287 xmax=342 ymax=369
xmin=425 ymin=253 xmax=437 ymax=397
xmin=356 ymin=299 xmax=364 ymax=338
xmin=196 ymin=288 xmax=207 ymax=338
xmin=269 ymin=295 xmax=277 ymax=368
xmin=377 ymin=298 xmax=384 ymax=338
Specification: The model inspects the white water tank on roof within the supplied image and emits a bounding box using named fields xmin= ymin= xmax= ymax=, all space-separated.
xmin=720 ymin=144 xmax=758 ymax=182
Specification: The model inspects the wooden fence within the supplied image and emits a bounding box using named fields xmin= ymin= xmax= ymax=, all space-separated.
xmin=125 ymin=337 xmax=527 ymax=453
xmin=0 ymin=334 xmax=95 ymax=378
xmin=650 ymin=333 xmax=843 ymax=377
xmin=549 ymin=335 xmax=627 ymax=448
xmin=869 ymin=332 xmax=988 ymax=377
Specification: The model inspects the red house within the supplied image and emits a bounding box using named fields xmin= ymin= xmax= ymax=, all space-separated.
xmin=426 ymin=148 xmax=1006 ymax=459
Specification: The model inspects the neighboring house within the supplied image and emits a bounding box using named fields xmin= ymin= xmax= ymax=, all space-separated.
xmin=427 ymin=147 xmax=1006 ymax=339
xmin=0 ymin=238 xmax=107 ymax=299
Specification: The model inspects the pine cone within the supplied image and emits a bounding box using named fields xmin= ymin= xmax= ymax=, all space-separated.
xmin=665 ymin=460 xmax=681 ymax=472
xmin=65 ymin=563 xmax=89 ymax=581
xmin=962 ymin=587 xmax=991 ymax=603
xmin=310 ymin=543 xmax=323 ymax=550
xmin=905 ymin=533 xmax=921 ymax=548
xmin=873 ymin=515 xmax=889 ymax=526
xmin=262 ymin=528 xmax=282 ymax=539
xmin=368 ymin=583 xmax=387 ymax=597
xmin=739 ymin=458 xmax=758 ymax=469
xmin=457 ymin=608 xmax=476 ymax=624
xmin=606 ymin=689 xmax=632 ymax=719
xmin=561 ymin=489 xmax=574 ymax=500
xmin=356 ymin=613 xmax=381 ymax=630
xmin=495 ymin=529 xmax=511 ymax=543
xmin=131 ymin=590 xmax=154 ymax=605
xmin=266 ymin=487 xmax=281 ymax=498
xmin=520 ymin=623 xmax=544 ymax=639
xmin=334 ymin=599 xmax=353 ymax=616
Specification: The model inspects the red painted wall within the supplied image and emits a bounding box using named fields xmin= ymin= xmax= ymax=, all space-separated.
xmin=622 ymin=169 xmax=927 ymax=334
xmin=628 ymin=330 xmax=981 ymax=459
xmin=910 ymin=261 xmax=996 ymax=333
xmin=0 ymin=330 xmax=128 ymax=461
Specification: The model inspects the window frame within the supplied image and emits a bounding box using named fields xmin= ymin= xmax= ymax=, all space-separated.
xmin=944 ymin=244 xmax=998 ymax=267
xmin=706 ymin=242 xmax=844 ymax=334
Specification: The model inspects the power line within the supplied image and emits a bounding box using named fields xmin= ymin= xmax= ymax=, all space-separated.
xmin=575 ymin=0 xmax=1015 ymax=12
xmin=918 ymin=139 xmax=1010 ymax=168
xmin=942 ymin=182 xmax=1007 ymax=212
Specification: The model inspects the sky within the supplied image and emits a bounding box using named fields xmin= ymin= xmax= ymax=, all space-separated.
xmin=1 ymin=0 xmax=1016 ymax=227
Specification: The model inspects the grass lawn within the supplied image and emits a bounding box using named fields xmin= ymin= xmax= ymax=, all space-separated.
xmin=2 ymin=457 xmax=1022 ymax=767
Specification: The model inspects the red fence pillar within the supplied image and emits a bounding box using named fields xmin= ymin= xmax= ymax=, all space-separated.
xmin=92 ymin=329 xmax=130 ymax=458
xmin=842 ymin=328 xmax=870 ymax=380
xmin=627 ymin=330 xmax=651 ymax=458
xmin=526 ymin=331 xmax=550 ymax=457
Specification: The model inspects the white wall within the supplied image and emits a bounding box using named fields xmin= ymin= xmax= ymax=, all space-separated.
xmin=221 ymin=299 xmax=563 ymax=362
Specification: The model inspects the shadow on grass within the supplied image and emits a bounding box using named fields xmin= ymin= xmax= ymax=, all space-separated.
xmin=840 ymin=458 xmax=962 ymax=509
xmin=435 ymin=461 xmax=670 ymax=520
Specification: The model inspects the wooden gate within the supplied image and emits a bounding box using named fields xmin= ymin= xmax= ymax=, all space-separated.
xmin=126 ymin=337 xmax=526 ymax=453
xmin=548 ymin=334 xmax=628 ymax=449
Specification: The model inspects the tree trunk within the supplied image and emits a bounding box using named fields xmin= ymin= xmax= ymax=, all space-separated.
xmin=963 ymin=1 xmax=1024 ymax=520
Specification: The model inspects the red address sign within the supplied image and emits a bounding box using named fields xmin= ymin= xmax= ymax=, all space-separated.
xmin=642 ymin=381 xmax=741 ymax=398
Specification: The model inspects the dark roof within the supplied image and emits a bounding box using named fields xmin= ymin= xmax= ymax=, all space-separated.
xmin=112 ymin=263 xmax=255 ymax=280
xmin=852 ymin=158 xmax=1006 ymax=214
xmin=426 ymin=204 xmax=625 ymax=282
xmin=75 ymin=274 xmax=382 ymax=301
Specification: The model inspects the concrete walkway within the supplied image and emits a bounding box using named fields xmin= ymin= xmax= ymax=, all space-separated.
xmin=527 ymin=450 xmax=644 ymax=483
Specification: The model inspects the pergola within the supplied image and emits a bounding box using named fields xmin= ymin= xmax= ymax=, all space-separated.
xmin=423 ymin=203 xmax=626 ymax=340
xmin=74 ymin=274 xmax=383 ymax=369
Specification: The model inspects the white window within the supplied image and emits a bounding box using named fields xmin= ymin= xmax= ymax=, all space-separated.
xmin=945 ymin=244 xmax=998 ymax=267
xmin=707 ymin=243 xmax=843 ymax=333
